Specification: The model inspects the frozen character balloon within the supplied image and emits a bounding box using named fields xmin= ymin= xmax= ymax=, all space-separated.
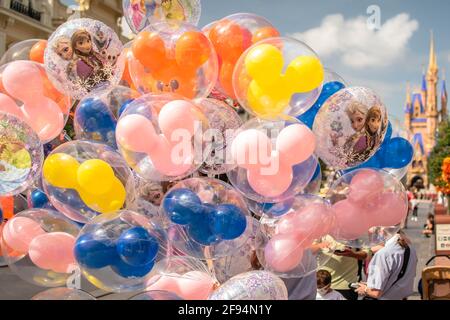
xmin=45 ymin=19 xmax=124 ymax=100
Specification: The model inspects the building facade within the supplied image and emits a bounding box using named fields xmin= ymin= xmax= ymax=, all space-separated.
xmin=404 ymin=33 xmax=448 ymax=190
xmin=0 ymin=0 xmax=127 ymax=57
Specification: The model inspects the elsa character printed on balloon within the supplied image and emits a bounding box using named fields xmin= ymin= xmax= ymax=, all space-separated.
xmin=313 ymin=87 xmax=388 ymax=170
xmin=45 ymin=19 xmax=124 ymax=100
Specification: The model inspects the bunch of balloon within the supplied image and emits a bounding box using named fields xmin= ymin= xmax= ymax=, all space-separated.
xmin=0 ymin=61 xmax=71 ymax=143
xmin=326 ymin=168 xmax=408 ymax=248
xmin=0 ymin=39 xmax=47 ymax=65
xmin=233 ymin=37 xmax=325 ymax=119
xmin=255 ymin=194 xmax=335 ymax=276
xmin=74 ymin=85 xmax=140 ymax=149
xmin=128 ymin=21 xmax=218 ymax=99
xmin=161 ymin=178 xmax=252 ymax=259
xmin=74 ymin=210 xmax=167 ymax=293
xmin=204 ymin=13 xmax=280 ymax=100
xmin=41 ymin=141 xmax=134 ymax=223
xmin=116 ymin=94 xmax=209 ymax=182
xmin=0 ymin=209 xmax=81 ymax=287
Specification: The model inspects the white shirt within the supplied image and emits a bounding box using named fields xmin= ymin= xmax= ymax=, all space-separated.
xmin=316 ymin=290 xmax=346 ymax=300
xmin=366 ymin=235 xmax=418 ymax=300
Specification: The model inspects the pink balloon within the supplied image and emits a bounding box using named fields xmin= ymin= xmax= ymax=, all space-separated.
xmin=22 ymin=97 xmax=64 ymax=142
xmin=149 ymin=136 xmax=193 ymax=176
xmin=147 ymin=271 xmax=215 ymax=300
xmin=331 ymin=200 xmax=370 ymax=241
xmin=116 ymin=114 xmax=159 ymax=153
xmin=0 ymin=93 xmax=22 ymax=119
xmin=348 ymin=169 xmax=384 ymax=204
xmin=231 ymin=129 xmax=273 ymax=170
xmin=277 ymin=203 xmax=333 ymax=240
xmin=276 ymin=124 xmax=316 ymax=165
xmin=28 ymin=232 xmax=76 ymax=273
xmin=365 ymin=192 xmax=408 ymax=227
xmin=158 ymin=100 xmax=198 ymax=138
xmin=3 ymin=61 xmax=43 ymax=103
xmin=264 ymin=233 xmax=304 ymax=273
xmin=247 ymin=161 xmax=292 ymax=197
xmin=2 ymin=217 xmax=45 ymax=254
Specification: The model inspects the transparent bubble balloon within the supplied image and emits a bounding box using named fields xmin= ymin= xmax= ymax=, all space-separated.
xmin=130 ymin=290 xmax=183 ymax=300
xmin=227 ymin=116 xmax=318 ymax=203
xmin=123 ymin=0 xmax=201 ymax=34
xmin=313 ymin=87 xmax=389 ymax=170
xmin=255 ymin=194 xmax=335 ymax=278
xmin=194 ymin=98 xmax=243 ymax=175
xmin=146 ymin=256 xmax=217 ymax=300
xmin=116 ymin=93 xmax=209 ymax=182
xmin=41 ymin=140 xmax=135 ymax=223
xmin=45 ymin=18 xmax=125 ymax=100
xmin=31 ymin=288 xmax=96 ymax=300
xmin=74 ymin=210 xmax=168 ymax=293
xmin=0 ymin=39 xmax=47 ymax=65
xmin=0 ymin=61 xmax=71 ymax=143
xmin=0 ymin=113 xmax=43 ymax=197
xmin=74 ymin=85 xmax=140 ymax=149
xmin=325 ymin=168 xmax=407 ymax=248
xmin=128 ymin=21 xmax=218 ymax=99
xmin=161 ymin=177 xmax=252 ymax=260
xmin=204 ymin=13 xmax=280 ymax=100
xmin=0 ymin=209 xmax=81 ymax=287
xmin=233 ymin=36 xmax=324 ymax=119
xmin=209 ymin=270 xmax=288 ymax=300
xmin=212 ymin=217 xmax=261 ymax=283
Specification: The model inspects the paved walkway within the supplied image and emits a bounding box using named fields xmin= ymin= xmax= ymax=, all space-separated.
xmin=0 ymin=201 xmax=438 ymax=300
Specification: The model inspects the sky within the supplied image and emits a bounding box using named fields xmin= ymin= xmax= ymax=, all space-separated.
xmin=63 ymin=0 xmax=450 ymax=120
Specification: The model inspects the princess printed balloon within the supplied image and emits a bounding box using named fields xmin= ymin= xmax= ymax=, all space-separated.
xmin=123 ymin=0 xmax=201 ymax=34
xmin=45 ymin=19 xmax=124 ymax=100
xmin=313 ymin=87 xmax=388 ymax=170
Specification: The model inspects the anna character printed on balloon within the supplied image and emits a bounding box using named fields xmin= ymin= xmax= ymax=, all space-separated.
xmin=71 ymin=29 xmax=109 ymax=91
xmin=129 ymin=0 xmax=148 ymax=31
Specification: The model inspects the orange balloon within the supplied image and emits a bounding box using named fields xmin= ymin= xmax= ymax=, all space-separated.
xmin=175 ymin=31 xmax=211 ymax=71
xmin=219 ymin=61 xmax=236 ymax=99
xmin=0 ymin=197 xmax=14 ymax=220
xmin=252 ymin=27 xmax=280 ymax=44
xmin=209 ymin=20 xmax=246 ymax=62
xmin=132 ymin=31 xmax=167 ymax=71
xmin=29 ymin=40 xmax=47 ymax=64
xmin=121 ymin=48 xmax=136 ymax=90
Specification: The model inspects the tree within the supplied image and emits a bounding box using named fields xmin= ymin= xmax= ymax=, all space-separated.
xmin=428 ymin=120 xmax=450 ymax=193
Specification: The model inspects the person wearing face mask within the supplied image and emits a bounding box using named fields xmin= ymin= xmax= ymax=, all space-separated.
xmin=355 ymin=231 xmax=418 ymax=300
xmin=316 ymin=269 xmax=346 ymax=300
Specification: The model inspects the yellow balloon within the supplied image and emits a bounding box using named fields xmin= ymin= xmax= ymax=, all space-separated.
xmin=245 ymin=44 xmax=284 ymax=87
xmin=247 ymin=80 xmax=291 ymax=117
xmin=80 ymin=177 xmax=126 ymax=214
xmin=43 ymin=153 xmax=79 ymax=189
xmin=285 ymin=55 xmax=324 ymax=93
xmin=77 ymin=159 xmax=115 ymax=196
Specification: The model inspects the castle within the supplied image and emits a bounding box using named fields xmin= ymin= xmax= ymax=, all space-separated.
xmin=404 ymin=33 xmax=448 ymax=190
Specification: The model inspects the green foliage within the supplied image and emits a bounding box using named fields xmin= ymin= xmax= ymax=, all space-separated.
xmin=428 ymin=120 xmax=450 ymax=187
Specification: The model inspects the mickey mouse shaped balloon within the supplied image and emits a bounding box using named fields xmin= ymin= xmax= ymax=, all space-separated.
xmin=227 ymin=117 xmax=318 ymax=203
xmin=129 ymin=21 xmax=218 ymax=99
xmin=116 ymin=94 xmax=208 ymax=182
xmin=233 ymin=37 xmax=324 ymax=119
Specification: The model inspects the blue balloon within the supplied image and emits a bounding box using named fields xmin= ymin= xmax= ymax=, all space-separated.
xmin=118 ymin=99 xmax=134 ymax=117
xmin=298 ymin=81 xmax=345 ymax=129
xmin=210 ymin=204 xmax=247 ymax=240
xmin=380 ymin=137 xmax=414 ymax=169
xmin=112 ymin=259 xmax=154 ymax=278
xmin=163 ymin=188 xmax=202 ymax=225
xmin=74 ymin=233 xmax=119 ymax=269
xmin=116 ymin=227 xmax=159 ymax=266
xmin=384 ymin=121 xmax=393 ymax=143
xmin=187 ymin=217 xmax=220 ymax=246
xmin=30 ymin=189 xmax=49 ymax=208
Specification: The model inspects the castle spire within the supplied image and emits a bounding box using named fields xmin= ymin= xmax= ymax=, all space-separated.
xmin=428 ymin=30 xmax=438 ymax=71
